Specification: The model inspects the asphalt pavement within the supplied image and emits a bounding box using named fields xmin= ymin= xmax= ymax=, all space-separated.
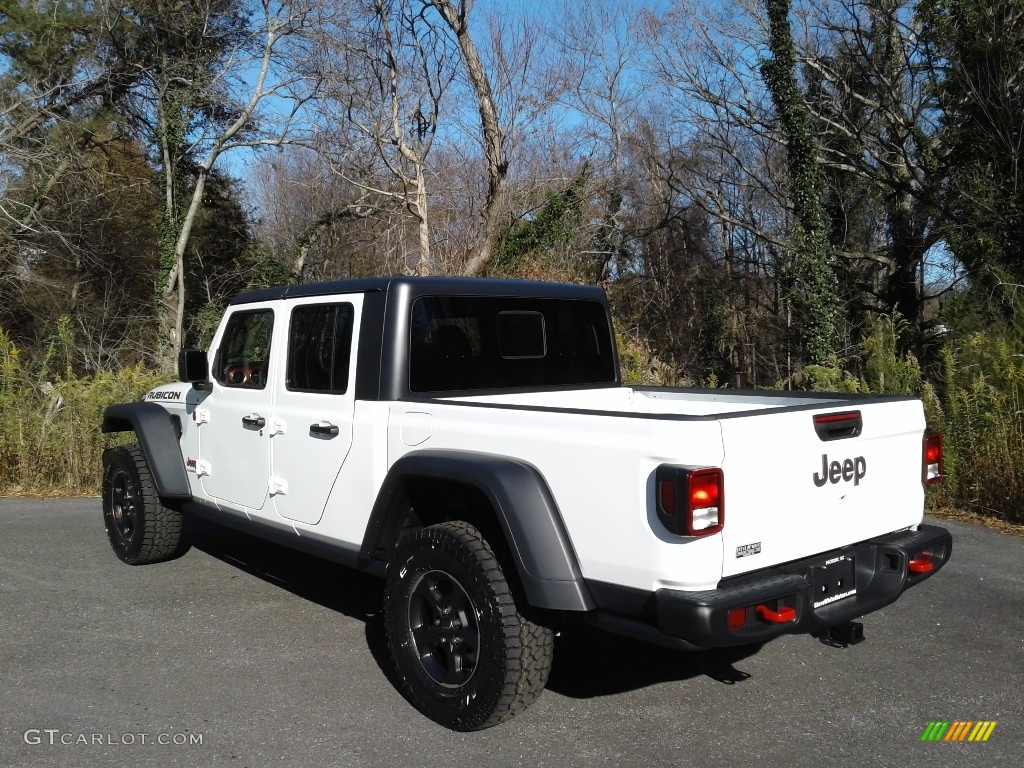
xmin=1 ymin=498 xmax=1021 ymax=768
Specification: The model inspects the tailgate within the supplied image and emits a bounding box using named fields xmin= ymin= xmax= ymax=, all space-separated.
xmin=718 ymin=399 xmax=926 ymax=578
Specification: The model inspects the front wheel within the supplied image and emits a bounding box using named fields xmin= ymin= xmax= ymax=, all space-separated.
xmin=384 ymin=521 xmax=553 ymax=730
xmin=102 ymin=444 xmax=190 ymax=565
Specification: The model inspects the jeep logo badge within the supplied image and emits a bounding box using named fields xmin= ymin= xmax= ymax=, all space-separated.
xmin=813 ymin=453 xmax=867 ymax=487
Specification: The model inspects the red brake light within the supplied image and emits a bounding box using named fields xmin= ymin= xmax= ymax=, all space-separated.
xmin=687 ymin=468 xmax=724 ymax=535
xmin=813 ymin=410 xmax=863 ymax=440
xmin=655 ymin=466 xmax=725 ymax=536
xmin=813 ymin=411 xmax=860 ymax=424
xmin=923 ymin=432 xmax=943 ymax=485
xmin=692 ymin=487 xmax=713 ymax=504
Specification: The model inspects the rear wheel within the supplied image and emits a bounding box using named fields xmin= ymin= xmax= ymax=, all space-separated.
xmin=102 ymin=444 xmax=190 ymax=565
xmin=384 ymin=521 xmax=553 ymax=730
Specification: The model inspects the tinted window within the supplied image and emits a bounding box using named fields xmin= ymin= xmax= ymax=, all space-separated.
xmin=214 ymin=310 xmax=274 ymax=389
xmin=287 ymin=304 xmax=355 ymax=393
xmin=410 ymin=297 xmax=616 ymax=392
xmin=497 ymin=311 xmax=546 ymax=358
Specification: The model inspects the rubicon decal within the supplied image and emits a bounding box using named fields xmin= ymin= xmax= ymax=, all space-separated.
xmin=145 ymin=390 xmax=183 ymax=401
xmin=920 ymin=721 xmax=997 ymax=742
xmin=813 ymin=453 xmax=866 ymax=487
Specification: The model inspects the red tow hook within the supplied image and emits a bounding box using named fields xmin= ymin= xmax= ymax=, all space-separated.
xmin=908 ymin=558 xmax=934 ymax=574
xmin=756 ymin=604 xmax=796 ymax=623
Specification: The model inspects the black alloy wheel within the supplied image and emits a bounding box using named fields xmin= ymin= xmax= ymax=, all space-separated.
xmin=102 ymin=444 xmax=189 ymax=565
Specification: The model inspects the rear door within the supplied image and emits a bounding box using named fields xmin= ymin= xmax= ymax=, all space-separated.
xmin=269 ymin=294 xmax=362 ymax=525
xmin=718 ymin=399 xmax=926 ymax=578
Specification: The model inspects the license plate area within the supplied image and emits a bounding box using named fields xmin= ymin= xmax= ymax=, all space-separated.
xmin=811 ymin=555 xmax=856 ymax=609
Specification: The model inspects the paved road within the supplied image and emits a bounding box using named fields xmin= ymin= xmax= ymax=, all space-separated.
xmin=1 ymin=499 xmax=1021 ymax=768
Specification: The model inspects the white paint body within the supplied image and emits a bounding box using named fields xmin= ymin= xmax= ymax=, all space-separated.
xmin=154 ymin=295 xmax=928 ymax=595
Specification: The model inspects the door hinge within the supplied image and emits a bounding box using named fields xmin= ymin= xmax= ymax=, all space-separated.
xmin=193 ymin=408 xmax=210 ymax=425
xmin=269 ymin=476 xmax=288 ymax=496
xmin=195 ymin=459 xmax=211 ymax=477
xmin=268 ymin=418 xmax=287 ymax=436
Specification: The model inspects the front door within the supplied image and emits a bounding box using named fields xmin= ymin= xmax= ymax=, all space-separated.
xmin=200 ymin=305 xmax=277 ymax=511
xmin=270 ymin=295 xmax=362 ymax=525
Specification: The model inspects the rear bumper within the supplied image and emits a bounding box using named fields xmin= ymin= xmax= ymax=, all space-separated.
xmin=589 ymin=524 xmax=952 ymax=649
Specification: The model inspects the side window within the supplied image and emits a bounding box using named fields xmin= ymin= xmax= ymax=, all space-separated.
xmin=214 ymin=310 xmax=274 ymax=389
xmin=286 ymin=303 xmax=355 ymax=393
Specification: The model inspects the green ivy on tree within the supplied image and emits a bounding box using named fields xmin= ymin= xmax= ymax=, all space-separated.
xmin=493 ymin=166 xmax=589 ymax=277
xmin=761 ymin=0 xmax=841 ymax=366
xmin=918 ymin=0 xmax=1024 ymax=315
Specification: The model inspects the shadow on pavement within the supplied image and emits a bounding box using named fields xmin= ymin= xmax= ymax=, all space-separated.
xmin=186 ymin=516 xmax=399 ymax=689
xmin=187 ymin=515 xmax=383 ymax=620
xmin=187 ymin=516 xmax=764 ymax=699
xmin=547 ymin=630 xmax=762 ymax=698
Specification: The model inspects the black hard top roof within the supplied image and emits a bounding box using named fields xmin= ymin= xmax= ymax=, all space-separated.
xmin=230 ymin=275 xmax=608 ymax=306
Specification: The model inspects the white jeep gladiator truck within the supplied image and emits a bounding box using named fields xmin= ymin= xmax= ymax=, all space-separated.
xmin=101 ymin=276 xmax=951 ymax=730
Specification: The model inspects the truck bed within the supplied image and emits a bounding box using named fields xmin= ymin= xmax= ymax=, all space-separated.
xmin=391 ymin=386 xmax=926 ymax=589
xmin=440 ymin=385 xmax=907 ymax=418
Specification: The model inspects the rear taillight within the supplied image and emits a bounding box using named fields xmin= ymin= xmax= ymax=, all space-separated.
xmin=923 ymin=432 xmax=943 ymax=485
xmin=656 ymin=466 xmax=724 ymax=536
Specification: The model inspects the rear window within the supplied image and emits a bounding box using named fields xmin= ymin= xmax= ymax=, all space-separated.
xmin=409 ymin=296 xmax=616 ymax=392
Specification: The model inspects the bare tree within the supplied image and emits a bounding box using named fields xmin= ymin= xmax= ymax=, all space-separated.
xmin=799 ymin=0 xmax=945 ymax=346
xmin=0 ymin=1 xmax=144 ymax=296
xmin=648 ymin=0 xmax=945 ymax=362
xmin=311 ymin=0 xmax=458 ymax=275
xmin=250 ymin=144 xmax=399 ymax=280
xmin=549 ymin=0 xmax=656 ymax=279
xmin=148 ymin=0 xmax=326 ymax=366
xmin=425 ymin=0 xmax=507 ymax=276
xmin=0 ymin=128 xmax=162 ymax=371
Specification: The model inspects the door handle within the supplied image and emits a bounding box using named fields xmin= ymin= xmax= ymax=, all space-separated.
xmin=242 ymin=414 xmax=266 ymax=428
xmin=309 ymin=422 xmax=339 ymax=437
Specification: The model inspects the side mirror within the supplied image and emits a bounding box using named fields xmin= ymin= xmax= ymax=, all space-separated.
xmin=178 ymin=348 xmax=209 ymax=385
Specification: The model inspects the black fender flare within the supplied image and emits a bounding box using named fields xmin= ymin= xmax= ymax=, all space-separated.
xmin=101 ymin=402 xmax=191 ymax=499
xmin=360 ymin=450 xmax=594 ymax=612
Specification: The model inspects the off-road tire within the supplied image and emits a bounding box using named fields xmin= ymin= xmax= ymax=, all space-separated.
xmin=102 ymin=444 xmax=190 ymax=565
xmin=384 ymin=521 xmax=554 ymax=731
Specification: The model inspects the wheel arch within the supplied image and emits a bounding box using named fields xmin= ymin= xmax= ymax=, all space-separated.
xmin=102 ymin=402 xmax=191 ymax=500
xmin=360 ymin=450 xmax=594 ymax=611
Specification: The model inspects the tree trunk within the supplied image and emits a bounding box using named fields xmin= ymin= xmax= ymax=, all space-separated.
xmin=429 ymin=0 xmax=507 ymax=277
xmin=157 ymin=167 xmax=210 ymax=369
xmin=415 ymin=172 xmax=431 ymax=275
